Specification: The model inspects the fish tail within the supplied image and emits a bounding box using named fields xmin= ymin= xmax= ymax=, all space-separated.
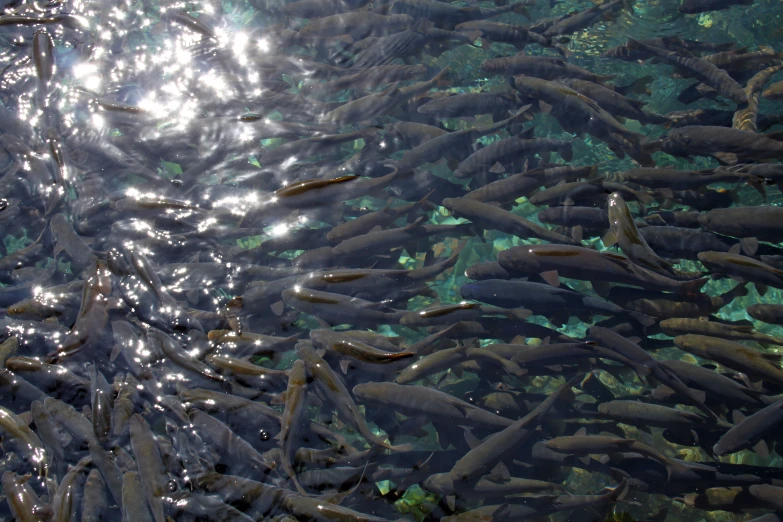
xmin=560 ymin=143 xmax=574 ymax=162
xmin=676 ymin=277 xmax=709 ymax=295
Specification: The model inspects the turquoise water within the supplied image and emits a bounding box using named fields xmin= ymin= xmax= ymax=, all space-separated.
xmin=1 ymin=0 xmax=783 ymax=521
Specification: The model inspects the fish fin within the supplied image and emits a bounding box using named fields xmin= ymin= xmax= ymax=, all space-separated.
xmin=489 ymin=161 xmax=506 ymax=174
xmin=468 ymin=224 xmax=486 ymax=243
xmin=731 ymin=410 xmax=746 ymax=424
xmin=110 ymin=343 xmax=122 ymax=362
xmin=602 ymin=228 xmax=618 ymax=247
xmin=731 ymin=324 xmax=755 ymax=333
xmin=713 ymin=152 xmax=738 ymax=165
xmin=446 ymin=495 xmax=456 ymax=512
xmin=511 ymin=335 xmax=526 ymax=345
xmin=490 ymin=461 xmax=511 ymax=480
xmin=637 ymin=429 xmax=654 ymax=446
xmin=629 ymin=312 xmax=656 ymax=328
xmin=591 ymin=280 xmax=612 ymax=298
xmin=539 ymin=270 xmax=560 ymax=287
xmin=571 ymin=225 xmax=584 ymax=242
xmin=756 ymin=283 xmax=769 ymax=296
xmin=453 ymin=365 xmax=464 ymax=379
xmin=578 ymin=456 xmax=592 ymax=466
xmin=728 ymin=243 xmax=741 ymax=255
xmin=740 ymin=237 xmax=759 ymax=256
xmin=514 ymin=3 xmax=531 ymax=17
xmin=563 ymin=197 xmax=576 ymax=206
xmin=510 ymin=308 xmax=532 ymax=320
xmin=575 ymin=427 xmax=587 ymax=436
xmin=539 ymin=100 xmax=553 ymax=114
xmin=754 ymin=439 xmax=770 ymax=457
xmin=463 ymin=429 xmax=482 ymax=449
xmin=627 ymin=336 xmax=641 ymax=345
xmin=270 ymin=301 xmax=286 ymax=316
xmin=186 ymin=289 xmax=201 ymax=304
xmin=480 ymin=37 xmax=492 ymax=50
xmin=447 ymin=157 xmax=460 ymax=171
xmin=339 ymin=360 xmax=350 ymax=375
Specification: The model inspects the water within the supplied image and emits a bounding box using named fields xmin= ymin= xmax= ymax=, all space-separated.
xmin=1 ymin=0 xmax=783 ymax=521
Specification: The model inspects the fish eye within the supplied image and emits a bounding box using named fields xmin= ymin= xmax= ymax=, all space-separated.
xmin=167 ymin=480 xmax=178 ymax=492
xmin=259 ymin=429 xmax=270 ymax=441
xmin=0 ymin=199 xmax=7 ymax=211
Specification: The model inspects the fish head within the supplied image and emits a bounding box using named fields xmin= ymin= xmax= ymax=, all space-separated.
xmin=422 ymin=473 xmax=455 ymax=495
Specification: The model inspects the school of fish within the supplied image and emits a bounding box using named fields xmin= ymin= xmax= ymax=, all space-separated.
xmin=1 ymin=0 xmax=783 ymax=520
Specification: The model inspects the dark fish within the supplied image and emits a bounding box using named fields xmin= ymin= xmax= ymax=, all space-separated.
xmin=483 ymin=55 xmax=614 ymax=83
xmin=661 ymin=359 xmax=765 ymax=406
xmin=639 ymin=226 xmax=733 ymax=260
xmin=603 ymin=191 xmax=678 ymax=277
xmin=352 ymin=381 xmax=515 ymax=430
xmin=674 ymin=334 xmax=783 ymax=386
xmin=680 ymin=0 xmax=754 ymax=14
xmin=661 ymin=318 xmax=783 ymax=346
xmin=625 ymin=39 xmax=747 ymax=104
xmin=714 ymin=399 xmax=783 ymax=456
xmin=698 ymin=251 xmax=783 ymax=292
xmin=417 ymin=90 xmax=524 ymax=119
xmin=443 ymin=197 xmax=578 ymax=244
xmin=540 ymin=0 xmax=625 ymax=38
xmin=652 ymin=126 xmax=783 ymax=164
xmin=748 ymin=304 xmax=783 ymax=325
xmin=497 ymin=244 xmax=708 ymax=294
xmin=389 ymin=0 xmax=531 ymax=30
xmin=455 ymin=20 xmax=551 ymax=51
xmin=460 ymin=279 xmax=652 ymax=326
xmin=453 ymin=134 xmax=573 ymax=178
xmin=556 ymin=78 xmax=668 ymax=124
xmin=697 ymin=206 xmax=783 ymax=246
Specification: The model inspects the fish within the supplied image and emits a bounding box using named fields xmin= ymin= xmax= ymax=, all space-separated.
xmin=352 ymin=381 xmax=515 ymax=430
xmin=121 ymin=471 xmax=155 ymax=522
xmin=455 ymin=20 xmax=551 ymax=51
xmin=511 ymin=76 xmax=651 ymax=164
xmin=556 ymin=78 xmax=668 ymax=124
xmin=546 ymin=432 xmax=700 ymax=480
xmin=497 ymin=244 xmax=708 ymax=294
xmin=298 ymin=343 xmax=411 ymax=451
xmin=697 ymin=206 xmax=783 ymax=248
xmin=680 ymin=0 xmax=754 ymax=14
xmin=540 ymin=0 xmax=626 ymax=38
xmin=452 ymin=134 xmax=573 ymax=179
xmin=674 ymin=334 xmax=783 ymax=386
xmin=277 ymin=359 xmax=308 ymax=495
xmin=443 ymin=197 xmax=578 ymax=245
xmin=129 ymin=414 xmax=171 ymax=522
xmin=624 ymin=39 xmax=747 ymax=104
xmin=463 ymin=278 xmax=654 ymax=327
xmin=748 ymin=304 xmax=783 ymax=325
xmin=697 ymin=251 xmax=783 ymax=293
xmin=660 ymin=318 xmax=783 ymax=346
xmin=443 ymin=376 xmax=580 ymax=487
xmin=2 ymin=471 xmax=51 ymax=522
xmin=714 ymin=399 xmax=783 ymax=456
xmin=603 ymin=191 xmax=680 ymax=277
xmin=483 ymin=55 xmax=614 ymax=83
xmin=652 ymin=126 xmax=783 ymax=164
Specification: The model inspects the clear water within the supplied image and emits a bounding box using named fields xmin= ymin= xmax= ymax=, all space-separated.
xmin=1 ymin=0 xmax=783 ymax=521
